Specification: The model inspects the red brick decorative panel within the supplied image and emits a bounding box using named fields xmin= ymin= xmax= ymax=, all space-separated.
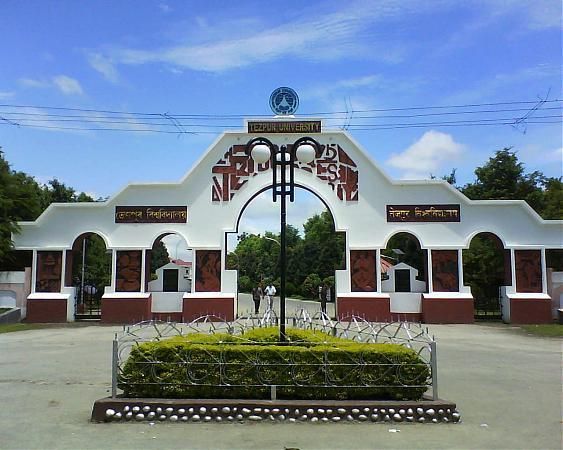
xmin=183 ymin=297 xmax=234 ymax=321
xmin=350 ymin=250 xmax=377 ymax=292
xmin=431 ymin=250 xmax=459 ymax=292
xmin=337 ymin=296 xmax=391 ymax=322
xmin=195 ymin=250 xmax=221 ymax=292
xmin=35 ymin=251 xmax=62 ymax=293
xmin=116 ymin=251 xmax=142 ymax=292
xmin=422 ymin=296 xmax=474 ymax=324
xmin=211 ymin=143 xmax=358 ymax=202
xmin=515 ymin=250 xmax=542 ymax=293
xmin=26 ymin=298 xmax=67 ymax=323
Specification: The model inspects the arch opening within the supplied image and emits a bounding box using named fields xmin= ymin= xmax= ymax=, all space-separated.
xmin=67 ymin=232 xmax=111 ymax=320
xmin=147 ymin=233 xmax=192 ymax=322
xmin=463 ymin=232 xmax=510 ymax=321
xmin=226 ymin=187 xmax=345 ymax=318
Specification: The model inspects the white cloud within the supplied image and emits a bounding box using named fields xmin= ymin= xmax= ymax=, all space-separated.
xmin=0 ymin=91 xmax=15 ymax=99
xmin=158 ymin=3 xmax=171 ymax=13
xmin=232 ymin=188 xmax=327 ymax=247
xmin=52 ymin=75 xmax=83 ymax=95
xmin=18 ymin=76 xmax=84 ymax=95
xmin=88 ymin=53 xmax=119 ymax=83
xmin=488 ymin=0 xmax=562 ymax=30
xmin=19 ymin=78 xmax=50 ymax=88
xmin=386 ymin=130 xmax=465 ymax=179
xmin=95 ymin=0 xmax=421 ymax=73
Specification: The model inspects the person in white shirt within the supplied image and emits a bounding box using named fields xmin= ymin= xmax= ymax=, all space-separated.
xmin=264 ymin=283 xmax=276 ymax=311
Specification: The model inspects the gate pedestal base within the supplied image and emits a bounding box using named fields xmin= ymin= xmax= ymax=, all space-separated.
xmin=422 ymin=294 xmax=474 ymax=324
xmin=336 ymin=294 xmax=391 ymax=321
xmin=508 ymin=294 xmax=552 ymax=324
xmin=101 ymin=293 xmax=152 ymax=324
xmin=183 ymin=293 xmax=235 ymax=321
xmin=26 ymin=294 xmax=69 ymax=323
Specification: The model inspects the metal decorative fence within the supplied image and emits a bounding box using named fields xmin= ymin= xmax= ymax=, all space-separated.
xmin=112 ymin=311 xmax=438 ymax=401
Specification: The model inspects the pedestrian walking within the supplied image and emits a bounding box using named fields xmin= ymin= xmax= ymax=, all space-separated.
xmin=321 ymin=283 xmax=327 ymax=314
xmin=251 ymin=284 xmax=263 ymax=314
xmin=264 ymin=283 xmax=276 ymax=311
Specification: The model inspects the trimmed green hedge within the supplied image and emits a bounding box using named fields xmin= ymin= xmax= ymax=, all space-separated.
xmin=119 ymin=327 xmax=430 ymax=400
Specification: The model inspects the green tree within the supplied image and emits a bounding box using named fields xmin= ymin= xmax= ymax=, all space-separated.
xmin=301 ymin=210 xmax=345 ymax=281
xmin=463 ymin=234 xmax=506 ymax=315
xmin=150 ymin=241 xmax=170 ymax=274
xmin=383 ymin=233 xmax=425 ymax=280
xmin=0 ymin=152 xmax=44 ymax=260
xmin=460 ymin=148 xmax=560 ymax=218
xmin=302 ymin=273 xmax=322 ymax=298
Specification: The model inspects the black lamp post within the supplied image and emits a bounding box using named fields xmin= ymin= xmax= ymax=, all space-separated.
xmin=246 ymin=136 xmax=320 ymax=342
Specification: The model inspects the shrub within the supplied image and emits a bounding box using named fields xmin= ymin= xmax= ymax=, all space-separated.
xmin=119 ymin=327 xmax=430 ymax=401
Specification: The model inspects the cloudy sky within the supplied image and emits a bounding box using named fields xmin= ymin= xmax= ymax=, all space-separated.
xmin=1 ymin=0 xmax=561 ymax=255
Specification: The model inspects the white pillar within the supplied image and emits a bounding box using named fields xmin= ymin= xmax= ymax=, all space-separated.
xmin=110 ymin=249 xmax=117 ymax=292
xmin=541 ymin=248 xmax=548 ymax=294
xmin=376 ymin=248 xmax=382 ymax=293
xmin=140 ymin=250 xmax=146 ymax=293
xmin=510 ymin=248 xmax=517 ymax=291
xmin=457 ymin=248 xmax=464 ymax=292
xmin=427 ymin=249 xmax=433 ymax=293
xmin=61 ymin=249 xmax=67 ymax=291
xmin=31 ymin=249 xmax=37 ymax=294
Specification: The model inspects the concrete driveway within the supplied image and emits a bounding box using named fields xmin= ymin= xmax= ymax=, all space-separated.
xmin=0 ymin=322 xmax=560 ymax=450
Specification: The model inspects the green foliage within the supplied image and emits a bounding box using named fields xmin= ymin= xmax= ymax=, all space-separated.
xmin=233 ymin=209 xmax=344 ymax=297
xmin=383 ymin=233 xmax=425 ymax=279
xmin=0 ymin=152 xmax=44 ymax=260
xmin=461 ymin=148 xmax=562 ymax=220
xmin=323 ymin=276 xmax=335 ymax=288
xmin=119 ymin=327 xmax=430 ymax=401
xmin=302 ymin=273 xmax=322 ymax=298
xmin=520 ymin=324 xmax=563 ymax=337
xmin=150 ymin=241 xmax=170 ymax=274
xmin=237 ymin=275 xmax=253 ymax=293
xmin=0 ymin=323 xmax=51 ymax=334
xmin=71 ymin=234 xmax=111 ymax=290
xmin=0 ymin=151 xmax=96 ymax=265
xmin=463 ymin=234 xmax=505 ymax=308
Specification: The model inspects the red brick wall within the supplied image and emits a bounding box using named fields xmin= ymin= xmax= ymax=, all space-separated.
xmin=183 ymin=296 xmax=234 ymax=321
xmin=509 ymin=298 xmax=552 ymax=324
xmin=101 ymin=296 xmax=152 ymax=324
xmin=422 ymin=296 xmax=474 ymax=324
xmin=26 ymin=298 xmax=67 ymax=323
xmin=337 ymin=296 xmax=391 ymax=321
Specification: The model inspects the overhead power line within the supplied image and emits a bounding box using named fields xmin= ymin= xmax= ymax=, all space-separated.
xmin=0 ymin=99 xmax=560 ymax=134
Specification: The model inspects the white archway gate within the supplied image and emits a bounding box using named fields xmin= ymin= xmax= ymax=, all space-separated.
xmin=13 ymin=119 xmax=562 ymax=324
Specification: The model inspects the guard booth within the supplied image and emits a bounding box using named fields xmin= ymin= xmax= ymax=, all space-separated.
xmin=11 ymin=116 xmax=562 ymax=324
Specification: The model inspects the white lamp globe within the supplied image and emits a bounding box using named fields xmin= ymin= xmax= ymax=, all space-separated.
xmin=296 ymin=144 xmax=316 ymax=164
xmin=251 ymin=144 xmax=271 ymax=164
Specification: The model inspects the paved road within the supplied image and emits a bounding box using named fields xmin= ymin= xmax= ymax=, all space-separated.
xmin=236 ymin=292 xmax=335 ymax=318
xmin=0 ymin=321 xmax=560 ymax=450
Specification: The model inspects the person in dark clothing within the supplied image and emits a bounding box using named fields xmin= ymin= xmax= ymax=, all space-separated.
xmin=320 ymin=283 xmax=328 ymax=314
xmin=251 ymin=284 xmax=263 ymax=314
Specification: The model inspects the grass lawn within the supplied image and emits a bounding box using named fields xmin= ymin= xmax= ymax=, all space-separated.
xmin=520 ymin=324 xmax=563 ymax=337
xmin=0 ymin=323 xmax=52 ymax=334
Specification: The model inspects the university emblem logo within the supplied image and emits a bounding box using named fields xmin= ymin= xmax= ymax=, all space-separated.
xmin=269 ymin=87 xmax=299 ymax=115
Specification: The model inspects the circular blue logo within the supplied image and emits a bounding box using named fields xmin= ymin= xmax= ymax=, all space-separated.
xmin=269 ymin=87 xmax=299 ymax=115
